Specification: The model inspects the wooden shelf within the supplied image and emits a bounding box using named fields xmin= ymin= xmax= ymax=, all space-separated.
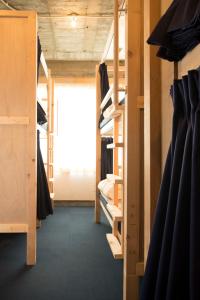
xmin=106 ymin=174 xmax=123 ymax=184
xmin=107 ymin=143 xmax=124 ymax=149
xmin=107 ymin=204 xmax=123 ymax=221
xmin=106 ymin=233 xmax=123 ymax=259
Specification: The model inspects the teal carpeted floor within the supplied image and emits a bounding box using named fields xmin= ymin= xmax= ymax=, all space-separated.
xmin=0 ymin=207 xmax=123 ymax=300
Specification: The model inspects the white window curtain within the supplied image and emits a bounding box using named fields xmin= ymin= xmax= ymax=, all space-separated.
xmin=54 ymin=83 xmax=96 ymax=176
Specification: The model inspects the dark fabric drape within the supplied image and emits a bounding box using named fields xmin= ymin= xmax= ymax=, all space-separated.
xmin=37 ymin=36 xmax=42 ymax=83
xmin=36 ymin=37 xmax=53 ymax=220
xmin=98 ymin=63 xmax=112 ymax=127
xmin=37 ymin=131 xmax=53 ymax=220
xmin=147 ymin=0 xmax=200 ymax=61
xmin=141 ymin=68 xmax=200 ymax=300
xmin=101 ymin=137 xmax=113 ymax=180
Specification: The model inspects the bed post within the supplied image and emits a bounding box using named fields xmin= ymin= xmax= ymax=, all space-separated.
xmin=95 ymin=65 xmax=101 ymax=223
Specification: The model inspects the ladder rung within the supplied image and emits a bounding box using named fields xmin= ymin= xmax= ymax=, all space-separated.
xmin=49 ymin=178 xmax=54 ymax=182
xmin=106 ymin=233 xmax=123 ymax=259
xmin=107 ymin=143 xmax=124 ymax=149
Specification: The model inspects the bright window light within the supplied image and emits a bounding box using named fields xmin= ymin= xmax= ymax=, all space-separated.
xmin=54 ymin=84 xmax=96 ymax=176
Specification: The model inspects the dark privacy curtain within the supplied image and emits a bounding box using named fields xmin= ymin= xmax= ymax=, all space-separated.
xmin=98 ymin=63 xmax=112 ymax=126
xmin=147 ymin=0 xmax=200 ymax=61
xmin=101 ymin=137 xmax=113 ymax=180
xmin=141 ymin=68 xmax=200 ymax=300
xmin=37 ymin=131 xmax=53 ymax=220
xmin=37 ymin=37 xmax=53 ymax=220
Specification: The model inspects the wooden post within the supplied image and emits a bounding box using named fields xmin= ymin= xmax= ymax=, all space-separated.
xmin=114 ymin=0 xmax=119 ymax=107
xmin=144 ymin=0 xmax=161 ymax=265
xmin=123 ymin=0 xmax=143 ymax=298
xmin=95 ymin=65 xmax=101 ymax=223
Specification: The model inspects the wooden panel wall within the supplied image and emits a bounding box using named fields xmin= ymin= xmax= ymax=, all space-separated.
xmin=0 ymin=11 xmax=37 ymax=265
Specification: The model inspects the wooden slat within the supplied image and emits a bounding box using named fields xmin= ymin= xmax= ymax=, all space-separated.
xmin=95 ymin=65 xmax=101 ymax=223
xmin=0 ymin=224 xmax=28 ymax=233
xmin=123 ymin=0 xmax=143 ymax=298
xmin=107 ymin=204 xmax=123 ymax=221
xmin=106 ymin=233 xmax=123 ymax=259
xmin=107 ymin=142 xmax=124 ymax=149
xmin=0 ymin=116 xmax=29 ymax=125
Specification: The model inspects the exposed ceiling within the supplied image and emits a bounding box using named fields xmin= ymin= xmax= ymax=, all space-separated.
xmin=0 ymin=0 xmax=114 ymax=61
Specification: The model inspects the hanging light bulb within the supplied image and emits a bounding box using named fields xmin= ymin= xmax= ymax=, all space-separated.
xmin=71 ymin=15 xmax=77 ymax=28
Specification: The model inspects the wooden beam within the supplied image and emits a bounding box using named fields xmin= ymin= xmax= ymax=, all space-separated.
xmin=113 ymin=0 xmax=119 ymax=107
xmin=144 ymin=0 xmax=161 ymax=266
xmin=95 ymin=65 xmax=101 ymax=223
xmin=0 ymin=224 xmax=28 ymax=233
xmin=123 ymin=0 xmax=143 ymax=298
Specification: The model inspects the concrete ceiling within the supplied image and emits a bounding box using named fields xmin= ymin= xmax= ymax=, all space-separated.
xmin=0 ymin=0 xmax=113 ymax=61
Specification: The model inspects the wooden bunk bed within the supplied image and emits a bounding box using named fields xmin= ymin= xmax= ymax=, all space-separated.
xmin=38 ymin=69 xmax=55 ymax=202
xmin=0 ymin=10 xmax=38 ymax=265
xmin=96 ymin=0 xmax=144 ymax=299
xmin=95 ymin=0 xmax=125 ymax=260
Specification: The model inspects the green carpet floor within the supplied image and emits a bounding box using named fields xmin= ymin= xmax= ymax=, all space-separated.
xmin=0 ymin=207 xmax=123 ymax=300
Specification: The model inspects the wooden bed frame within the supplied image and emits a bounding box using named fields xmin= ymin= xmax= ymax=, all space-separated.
xmin=0 ymin=10 xmax=52 ymax=265
xmin=95 ymin=0 xmax=144 ymax=299
xmin=0 ymin=10 xmax=37 ymax=265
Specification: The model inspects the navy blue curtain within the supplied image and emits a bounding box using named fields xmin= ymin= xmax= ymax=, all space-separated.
xmin=141 ymin=68 xmax=200 ymax=299
xmin=101 ymin=137 xmax=113 ymax=180
xmin=98 ymin=63 xmax=112 ymax=126
xmin=37 ymin=37 xmax=53 ymax=220
xmin=147 ymin=0 xmax=200 ymax=61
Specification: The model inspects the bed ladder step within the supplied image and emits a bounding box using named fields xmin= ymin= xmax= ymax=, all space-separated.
xmin=106 ymin=174 xmax=123 ymax=184
xmin=109 ymin=106 xmax=124 ymax=119
xmin=107 ymin=143 xmax=124 ymax=149
xmin=106 ymin=233 xmax=123 ymax=259
xmin=107 ymin=204 xmax=123 ymax=221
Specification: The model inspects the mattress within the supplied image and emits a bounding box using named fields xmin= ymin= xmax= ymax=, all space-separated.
xmin=99 ymin=97 xmax=125 ymax=129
